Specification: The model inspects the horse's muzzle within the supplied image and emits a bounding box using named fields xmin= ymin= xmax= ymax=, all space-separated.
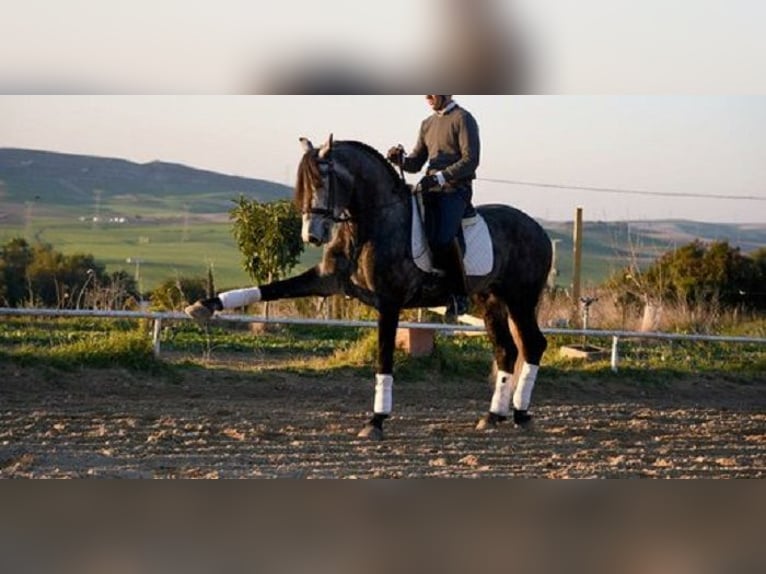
xmin=302 ymin=213 xmax=330 ymax=246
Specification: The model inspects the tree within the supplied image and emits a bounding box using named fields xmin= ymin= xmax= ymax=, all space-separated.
xmin=0 ymin=237 xmax=141 ymax=309
xmin=1 ymin=238 xmax=33 ymax=306
xmin=229 ymin=198 xmax=303 ymax=315
xmin=24 ymin=244 xmax=111 ymax=308
xmin=653 ymin=240 xmax=752 ymax=308
xmin=607 ymin=240 xmax=763 ymax=313
xmin=0 ymin=258 xmax=7 ymax=306
xmin=58 ymin=253 xmax=107 ymax=309
xmin=25 ymin=243 xmax=65 ymax=307
xmin=745 ymin=247 xmax=766 ymax=310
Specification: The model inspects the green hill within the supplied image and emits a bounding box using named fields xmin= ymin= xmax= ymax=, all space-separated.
xmin=0 ymin=148 xmax=291 ymax=218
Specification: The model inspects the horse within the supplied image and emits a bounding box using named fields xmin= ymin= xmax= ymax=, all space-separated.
xmin=188 ymin=135 xmax=552 ymax=440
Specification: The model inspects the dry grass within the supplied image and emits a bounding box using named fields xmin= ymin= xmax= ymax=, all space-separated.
xmin=228 ymin=287 xmax=764 ymax=338
xmin=538 ymin=289 xmax=764 ymax=336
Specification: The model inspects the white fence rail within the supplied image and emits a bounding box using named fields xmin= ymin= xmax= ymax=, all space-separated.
xmin=1 ymin=307 xmax=764 ymax=372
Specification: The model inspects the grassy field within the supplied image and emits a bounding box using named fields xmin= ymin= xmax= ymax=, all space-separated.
xmin=1 ymin=218 xmax=249 ymax=290
xmin=1 ymin=218 xmax=325 ymax=292
xmin=3 ymin=208 xmax=764 ymax=295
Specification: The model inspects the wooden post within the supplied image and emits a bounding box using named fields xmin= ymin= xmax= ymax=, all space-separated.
xmin=396 ymin=328 xmax=435 ymax=357
xmin=152 ymin=318 xmax=162 ymax=358
xmin=572 ymin=207 xmax=583 ymax=305
xmin=548 ymin=239 xmax=561 ymax=290
xmin=611 ymin=336 xmax=620 ymax=373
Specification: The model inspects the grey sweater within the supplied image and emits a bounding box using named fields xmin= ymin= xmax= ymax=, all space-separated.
xmin=403 ymin=104 xmax=480 ymax=185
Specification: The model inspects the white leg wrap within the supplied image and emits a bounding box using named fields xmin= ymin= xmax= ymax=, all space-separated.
xmin=514 ymin=363 xmax=539 ymax=411
xmin=374 ymin=374 xmax=393 ymax=415
xmin=490 ymin=370 xmax=514 ymax=417
xmin=218 ymin=287 xmax=262 ymax=309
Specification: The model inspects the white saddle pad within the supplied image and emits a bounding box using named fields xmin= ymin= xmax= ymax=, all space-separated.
xmin=411 ymin=196 xmax=494 ymax=277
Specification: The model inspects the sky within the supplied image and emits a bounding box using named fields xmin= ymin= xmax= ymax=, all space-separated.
xmin=1 ymin=95 xmax=765 ymax=223
xmin=1 ymin=1 xmax=764 ymax=223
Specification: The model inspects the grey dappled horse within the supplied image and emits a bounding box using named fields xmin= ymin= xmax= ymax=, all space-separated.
xmin=192 ymin=136 xmax=552 ymax=439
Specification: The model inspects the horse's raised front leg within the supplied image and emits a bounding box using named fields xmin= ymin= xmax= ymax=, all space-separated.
xmin=358 ymin=301 xmax=400 ymax=441
xmin=185 ymin=267 xmax=341 ymax=320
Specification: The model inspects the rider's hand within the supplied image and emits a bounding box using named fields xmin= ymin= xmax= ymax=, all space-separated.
xmin=387 ymin=145 xmax=404 ymax=166
xmin=418 ymin=175 xmax=439 ymax=193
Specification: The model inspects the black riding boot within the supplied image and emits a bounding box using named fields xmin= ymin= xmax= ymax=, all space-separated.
xmin=440 ymin=239 xmax=470 ymax=320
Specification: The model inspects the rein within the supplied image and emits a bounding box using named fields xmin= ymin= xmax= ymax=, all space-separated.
xmin=396 ymin=152 xmax=426 ymax=227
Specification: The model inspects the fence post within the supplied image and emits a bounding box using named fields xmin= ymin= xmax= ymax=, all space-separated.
xmin=611 ymin=336 xmax=620 ymax=373
xmin=152 ymin=318 xmax=162 ymax=358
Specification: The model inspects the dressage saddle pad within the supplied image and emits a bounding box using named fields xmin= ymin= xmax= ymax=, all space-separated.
xmin=410 ymin=196 xmax=494 ymax=277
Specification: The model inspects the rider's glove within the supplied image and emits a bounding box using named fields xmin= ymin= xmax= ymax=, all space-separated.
xmin=386 ymin=145 xmax=405 ymax=166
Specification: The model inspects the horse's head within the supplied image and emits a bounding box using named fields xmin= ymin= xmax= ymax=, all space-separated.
xmin=295 ymin=134 xmax=355 ymax=246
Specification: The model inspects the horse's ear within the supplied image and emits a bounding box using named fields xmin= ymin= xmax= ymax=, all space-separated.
xmin=318 ymin=134 xmax=334 ymax=159
xmin=300 ymin=137 xmax=314 ymax=153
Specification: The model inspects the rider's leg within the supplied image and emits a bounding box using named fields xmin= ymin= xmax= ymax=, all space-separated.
xmin=431 ymin=193 xmax=470 ymax=318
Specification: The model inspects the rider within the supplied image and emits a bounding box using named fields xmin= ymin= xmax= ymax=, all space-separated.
xmin=387 ymin=95 xmax=479 ymax=318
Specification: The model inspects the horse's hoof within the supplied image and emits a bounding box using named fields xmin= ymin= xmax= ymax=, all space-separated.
xmin=475 ymin=417 xmax=492 ymax=431
xmin=184 ymin=301 xmax=214 ymax=323
xmin=513 ymin=410 xmax=535 ymax=430
xmin=357 ymin=424 xmax=385 ymax=441
xmin=476 ymin=412 xmax=507 ymax=431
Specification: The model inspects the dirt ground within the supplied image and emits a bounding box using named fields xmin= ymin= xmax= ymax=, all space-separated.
xmin=1 ymin=360 xmax=764 ymax=478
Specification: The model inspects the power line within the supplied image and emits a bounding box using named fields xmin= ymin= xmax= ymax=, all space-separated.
xmin=477 ymin=178 xmax=766 ymax=202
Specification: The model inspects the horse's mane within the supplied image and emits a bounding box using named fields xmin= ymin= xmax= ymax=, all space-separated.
xmin=339 ymin=140 xmax=403 ymax=187
xmin=295 ymin=151 xmax=322 ymax=210
xmin=295 ymin=140 xmax=407 ymax=209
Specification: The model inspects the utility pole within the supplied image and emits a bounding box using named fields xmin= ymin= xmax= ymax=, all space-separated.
xmin=572 ymin=207 xmax=583 ymax=305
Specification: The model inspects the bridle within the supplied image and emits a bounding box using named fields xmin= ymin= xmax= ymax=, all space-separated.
xmin=307 ymin=154 xmax=353 ymax=224
xmin=304 ymin=146 xmax=410 ymax=227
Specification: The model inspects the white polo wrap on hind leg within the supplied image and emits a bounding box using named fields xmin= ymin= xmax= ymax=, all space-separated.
xmin=490 ymin=370 xmax=514 ymax=417
xmin=514 ymin=363 xmax=539 ymax=411
xmin=374 ymin=374 xmax=393 ymax=415
xmin=218 ymin=287 xmax=262 ymax=309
